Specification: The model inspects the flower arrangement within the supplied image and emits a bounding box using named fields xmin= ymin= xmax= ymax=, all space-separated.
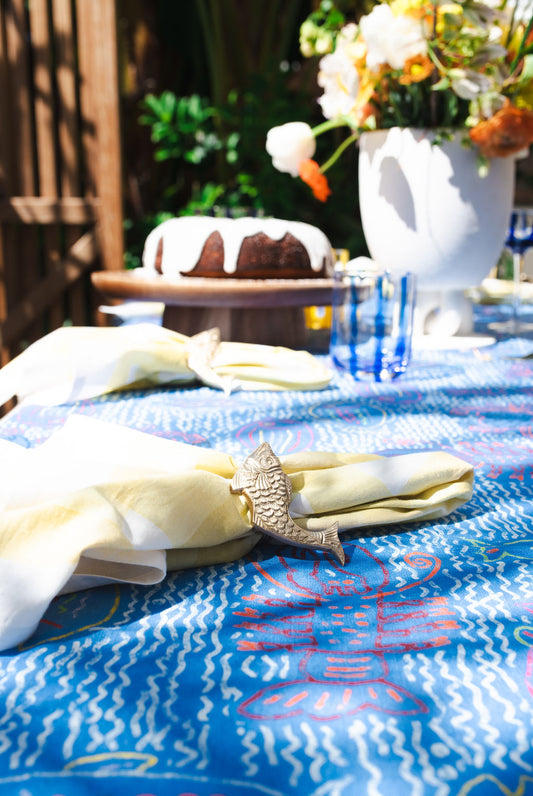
xmin=266 ymin=0 xmax=533 ymax=201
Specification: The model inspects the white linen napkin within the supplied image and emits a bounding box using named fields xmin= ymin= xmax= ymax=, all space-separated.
xmin=0 ymin=324 xmax=332 ymax=407
xmin=0 ymin=416 xmax=474 ymax=650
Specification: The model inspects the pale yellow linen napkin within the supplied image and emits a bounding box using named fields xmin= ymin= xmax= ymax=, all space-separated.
xmin=0 ymin=323 xmax=332 ymax=407
xmin=0 ymin=416 xmax=474 ymax=650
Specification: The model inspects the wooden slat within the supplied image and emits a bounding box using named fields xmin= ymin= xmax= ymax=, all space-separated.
xmin=30 ymin=0 xmax=58 ymax=196
xmin=0 ymin=197 xmax=100 ymax=224
xmin=4 ymin=0 xmax=41 ymax=347
xmin=75 ymin=0 xmax=97 ymax=199
xmin=0 ymin=10 xmax=14 ymax=194
xmin=53 ymin=0 xmax=80 ymax=197
xmin=77 ymin=0 xmax=123 ymax=273
xmin=0 ymin=7 xmax=14 ymax=356
xmin=0 ymin=230 xmax=98 ymax=347
xmin=0 ymin=225 xmax=9 ymax=368
xmin=53 ymin=0 xmax=87 ymax=325
xmin=30 ymin=0 xmax=63 ymax=328
xmin=4 ymin=0 xmax=36 ymax=197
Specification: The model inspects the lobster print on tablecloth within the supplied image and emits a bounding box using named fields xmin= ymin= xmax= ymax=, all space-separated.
xmin=234 ymin=544 xmax=459 ymax=721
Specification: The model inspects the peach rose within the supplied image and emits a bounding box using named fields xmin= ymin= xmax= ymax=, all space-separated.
xmin=469 ymin=102 xmax=533 ymax=158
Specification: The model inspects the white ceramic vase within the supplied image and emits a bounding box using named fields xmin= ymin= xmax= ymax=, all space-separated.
xmin=358 ymin=127 xmax=517 ymax=336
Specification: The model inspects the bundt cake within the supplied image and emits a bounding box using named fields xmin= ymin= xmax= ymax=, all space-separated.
xmin=142 ymin=216 xmax=334 ymax=280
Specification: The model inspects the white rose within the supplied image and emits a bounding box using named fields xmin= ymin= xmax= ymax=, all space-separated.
xmin=389 ymin=14 xmax=428 ymax=69
xmin=360 ymin=6 xmax=394 ymax=70
xmin=265 ymin=122 xmax=316 ymax=177
xmin=337 ymin=23 xmax=359 ymax=45
xmin=361 ymin=5 xmax=427 ymax=72
xmin=317 ymin=50 xmax=360 ymax=119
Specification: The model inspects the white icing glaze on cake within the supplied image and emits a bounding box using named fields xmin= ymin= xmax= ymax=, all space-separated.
xmin=142 ymin=216 xmax=332 ymax=276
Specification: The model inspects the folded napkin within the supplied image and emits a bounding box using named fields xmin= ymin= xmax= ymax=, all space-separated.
xmin=0 ymin=416 xmax=474 ymax=650
xmin=0 ymin=324 xmax=332 ymax=407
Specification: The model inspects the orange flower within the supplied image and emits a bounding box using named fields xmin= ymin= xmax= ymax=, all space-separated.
xmin=399 ymin=55 xmax=435 ymax=85
xmin=298 ymin=159 xmax=332 ymax=202
xmin=469 ymin=101 xmax=533 ymax=158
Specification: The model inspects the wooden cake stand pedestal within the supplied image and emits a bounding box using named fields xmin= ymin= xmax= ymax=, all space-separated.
xmin=92 ymin=271 xmax=334 ymax=349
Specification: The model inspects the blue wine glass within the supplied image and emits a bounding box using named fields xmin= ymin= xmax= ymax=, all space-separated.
xmin=505 ymin=207 xmax=533 ymax=333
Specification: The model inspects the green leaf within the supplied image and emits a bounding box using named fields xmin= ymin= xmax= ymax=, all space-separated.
xmin=516 ymin=53 xmax=533 ymax=85
xmin=226 ymin=132 xmax=240 ymax=150
xmin=142 ymin=94 xmax=163 ymax=114
xmin=184 ymin=146 xmax=207 ymax=164
xmin=154 ymin=149 xmax=175 ymax=162
xmin=161 ymin=91 xmax=178 ymax=116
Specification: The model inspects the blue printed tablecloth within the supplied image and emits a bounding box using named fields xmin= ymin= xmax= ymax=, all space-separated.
xmin=0 ymin=332 xmax=532 ymax=796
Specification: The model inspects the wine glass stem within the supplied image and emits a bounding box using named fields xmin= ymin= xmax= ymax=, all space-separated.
xmin=512 ymin=250 xmax=523 ymax=332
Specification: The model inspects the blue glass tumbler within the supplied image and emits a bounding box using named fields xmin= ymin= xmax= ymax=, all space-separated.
xmin=329 ymin=262 xmax=416 ymax=382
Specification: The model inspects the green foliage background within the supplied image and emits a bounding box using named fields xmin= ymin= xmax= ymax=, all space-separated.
xmin=118 ymin=0 xmax=367 ymax=269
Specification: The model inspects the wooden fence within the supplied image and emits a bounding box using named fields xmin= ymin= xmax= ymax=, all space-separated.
xmin=0 ymin=0 xmax=123 ymax=365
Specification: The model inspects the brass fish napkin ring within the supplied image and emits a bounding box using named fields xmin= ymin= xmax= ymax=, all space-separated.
xmin=230 ymin=442 xmax=345 ymax=564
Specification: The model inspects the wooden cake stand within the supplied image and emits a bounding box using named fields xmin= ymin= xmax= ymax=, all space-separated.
xmin=91 ymin=270 xmax=335 ymax=348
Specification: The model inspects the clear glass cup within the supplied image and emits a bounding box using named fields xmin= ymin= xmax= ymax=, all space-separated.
xmin=329 ymin=261 xmax=416 ymax=382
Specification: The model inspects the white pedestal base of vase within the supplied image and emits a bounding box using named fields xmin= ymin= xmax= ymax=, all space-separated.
xmin=358 ymin=127 xmax=517 ymax=337
xmin=413 ymin=288 xmax=474 ymax=337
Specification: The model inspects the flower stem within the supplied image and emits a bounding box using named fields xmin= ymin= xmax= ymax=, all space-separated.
xmin=312 ymin=117 xmax=355 ymax=137
xmin=319 ymin=131 xmax=360 ymax=173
